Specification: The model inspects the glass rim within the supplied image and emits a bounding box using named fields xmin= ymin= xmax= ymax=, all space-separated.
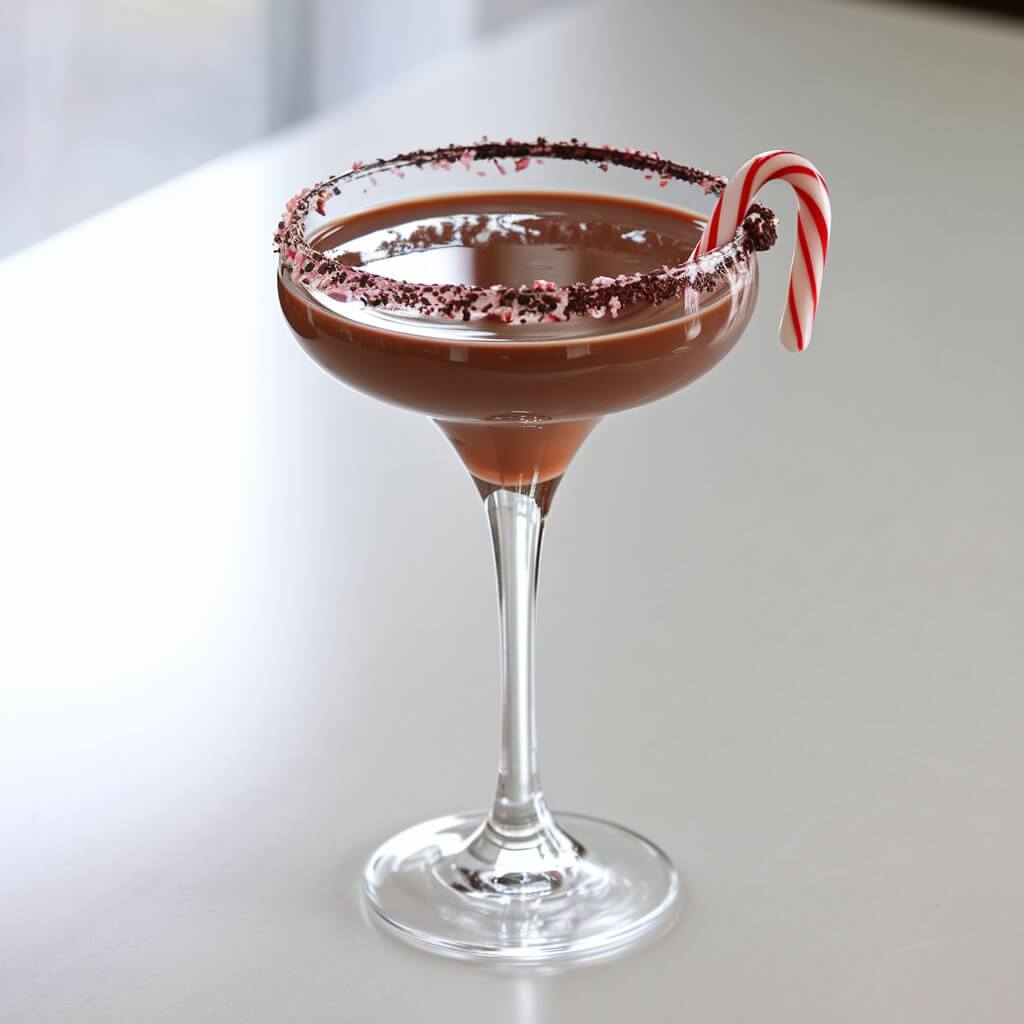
xmin=273 ymin=138 xmax=778 ymax=327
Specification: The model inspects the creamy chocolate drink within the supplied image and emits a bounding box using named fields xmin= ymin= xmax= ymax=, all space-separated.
xmin=278 ymin=190 xmax=758 ymax=501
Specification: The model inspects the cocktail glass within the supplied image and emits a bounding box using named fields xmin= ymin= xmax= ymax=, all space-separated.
xmin=275 ymin=141 xmax=774 ymax=963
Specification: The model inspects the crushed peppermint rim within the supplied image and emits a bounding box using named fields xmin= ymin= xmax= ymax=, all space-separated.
xmin=273 ymin=138 xmax=778 ymax=325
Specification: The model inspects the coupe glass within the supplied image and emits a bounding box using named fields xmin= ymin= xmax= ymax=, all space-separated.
xmin=276 ymin=142 xmax=769 ymax=962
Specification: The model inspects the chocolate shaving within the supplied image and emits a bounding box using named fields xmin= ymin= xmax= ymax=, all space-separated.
xmin=273 ymin=138 xmax=778 ymax=325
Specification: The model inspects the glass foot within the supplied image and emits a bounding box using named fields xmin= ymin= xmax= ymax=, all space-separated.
xmin=364 ymin=811 xmax=680 ymax=963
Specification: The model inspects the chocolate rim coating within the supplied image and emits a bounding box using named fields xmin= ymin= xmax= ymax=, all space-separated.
xmin=273 ymin=138 xmax=778 ymax=324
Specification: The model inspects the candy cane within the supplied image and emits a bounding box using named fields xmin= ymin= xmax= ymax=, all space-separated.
xmin=694 ymin=151 xmax=831 ymax=352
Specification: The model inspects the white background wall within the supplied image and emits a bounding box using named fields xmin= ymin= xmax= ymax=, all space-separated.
xmin=0 ymin=0 xmax=556 ymax=259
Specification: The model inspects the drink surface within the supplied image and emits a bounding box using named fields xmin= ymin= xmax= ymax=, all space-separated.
xmin=306 ymin=191 xmax=707 ymax=340
xmin=278 ymin=191 xmax=757 ymax=489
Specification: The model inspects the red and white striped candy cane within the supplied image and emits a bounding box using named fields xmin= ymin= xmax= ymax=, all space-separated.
xmin=693 ymin=151 xmax=831 ymax=352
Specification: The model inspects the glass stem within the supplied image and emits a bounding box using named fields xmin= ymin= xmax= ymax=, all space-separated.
xmin=486 ymin=488 xmax=547 ymax=836
xmin=450 ymin=487 xmax=581 ymax=897
xmin=450 ymin=487 xmax=581 ymax=898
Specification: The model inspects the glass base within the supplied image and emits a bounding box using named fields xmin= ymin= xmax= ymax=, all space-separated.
xmin=364 ymin=811 xmax=680 ymax=963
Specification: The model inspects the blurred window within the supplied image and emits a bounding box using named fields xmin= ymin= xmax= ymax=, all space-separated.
xmin=0 ymin=0 xmax=555 ymax=258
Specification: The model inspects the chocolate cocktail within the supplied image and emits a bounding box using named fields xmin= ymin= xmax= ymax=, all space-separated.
xmin=275 ymin=139 xmax=828 ymax=962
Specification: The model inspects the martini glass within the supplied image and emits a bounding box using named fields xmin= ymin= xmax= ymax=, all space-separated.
xmin=275 ymin=141 xmax=774 ymax=963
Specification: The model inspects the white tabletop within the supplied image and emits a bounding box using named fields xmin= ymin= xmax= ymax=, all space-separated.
xmin=2 ymin=1 xmax=1023 ymax=1020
